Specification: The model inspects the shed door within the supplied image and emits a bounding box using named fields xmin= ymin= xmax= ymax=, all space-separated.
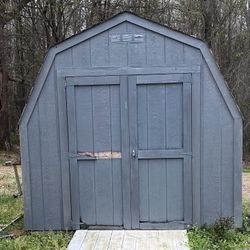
xmin=129 ymin=74 xmax=192 ymax=229
xmin=66 ymin=76 xmax=124 ymax=228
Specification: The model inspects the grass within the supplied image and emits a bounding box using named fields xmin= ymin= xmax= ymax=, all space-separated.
xmin=243 ymin=168 xmax=250 ymax=173
xmin=0 ymin=155 xmax=73 ymax=250
xmin=188 ymin=226 xmax=250 ymax=250
xmin=0 ymin=230 xmax=73 ymax=250
xmin=188 ymin=201 xmax=250 ymax=249
xmin=188 ymin=164 xmax=250 ymax=249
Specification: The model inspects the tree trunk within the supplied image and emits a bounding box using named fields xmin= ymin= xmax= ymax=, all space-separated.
xmin=0 ymin=22 xmax=10 ymax=150
xmin=0 ymin=66 xmax=10 ymax=150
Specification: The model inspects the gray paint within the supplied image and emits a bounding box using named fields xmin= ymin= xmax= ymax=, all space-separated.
xmin=19 ymin=12 xmax=242 ymax=230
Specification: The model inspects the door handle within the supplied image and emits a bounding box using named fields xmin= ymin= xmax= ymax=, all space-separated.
xmin=131 ymin=149 xmax=136 ymax=158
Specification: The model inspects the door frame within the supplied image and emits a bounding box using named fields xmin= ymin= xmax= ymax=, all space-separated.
xmin=56 ymin=66 xmax=201 ymax=229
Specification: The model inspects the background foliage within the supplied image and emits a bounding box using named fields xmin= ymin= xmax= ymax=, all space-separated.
xmin=0 ymin=0 xmax=249 ymax=159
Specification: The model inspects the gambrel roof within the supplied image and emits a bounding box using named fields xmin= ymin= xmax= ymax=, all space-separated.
xmin=19 ymin=11 xmax=242 ymax=127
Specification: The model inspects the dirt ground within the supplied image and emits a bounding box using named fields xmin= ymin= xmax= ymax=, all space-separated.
xmin=0 ymin=151 xmax=22 ymax=195
xmin=243 ymin=173 xmax=250 ymax=200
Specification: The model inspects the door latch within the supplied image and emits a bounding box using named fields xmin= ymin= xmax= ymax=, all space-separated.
xmin=132 ymin=149 xmax=136 ymax=158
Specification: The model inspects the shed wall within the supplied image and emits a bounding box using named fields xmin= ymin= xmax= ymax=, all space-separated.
xmin=21 ymin=21 xmax=239 ymax=230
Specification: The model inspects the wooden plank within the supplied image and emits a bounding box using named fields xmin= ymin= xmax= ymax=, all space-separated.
xmin=137 ymin=74 xmax=189 ymax=84
xmin=81 ymin=230 xmax=100 ymax=250
xmin=92 ymin=85 xmax=112 ymax=151
xmin=138 ymin=160 xmax=149 ymax=222
xmin=95 ymin=160 xmax=113 ymax=225
xmin=79 ymin=161 xmax=96 ymax=224
xmin=28 ymin=106 xmax=44 ymax=229
xmin=165 ymin=37 xmax=184 ymax=65
xmin=184 ymin=45 xmax=201 ymax=65
xmin=66 ymin=84 xmax=80 ymax=229
xmin=75 ymin=86 xmax=93 ymax=152
xmin=148 ymin=160 xmax=167 ymax=222
xmin=112 ymin=160 xmax=123 ymax=225
xmin=66 ymin=76 xmax=120 ymax=86
xmin=202 ymin=69 xmax=222 ymax=223
xmin=147 ymin=84 xmax=166 ymax=150
xmin=94 ymin=230 xmax=112 ymax=250
xmin=110 ymin=85 xmax=121 ymax=151
xmin=109 ymin=22 xmax=127 ymax=67
xmin=191 ymin=72 xmax=201 ymax=225
xmin=137 ymin=85 xmax=147 ymax=150
xmin=122 ymin=231 xmax=137 ymax=250
xmin=146 ymin=31 xmax=165 ymax=66
xmin=138 ymin=149 xmax=185 ymax=159
xmin=56 ymin=74 xmax=71 ymax=229
xmin=167 ymin=159 xmax=184 ymax=221
xmin=135 ymin=230 xmax=149 ymax=250
xmin=120 ymin=75 xmax=131 ymax=229
xmin=128 ymin=76 xmax=139 ymax=229
xmin=38 ymin=67 xmax=62 ymax=229
xmin=221 ymin=114 xmax=234 ymax=217
xmin=127 ymin=23 xmax=146 ymax=66
xmin=166 ymin=83 xmax=183 ymax=149
xmin=140 ymin=222 xmax=185 ymax=230
xmin=59 ymin=66 xmax=200 ymax=77
xmin=183 ymin=82 xmax=192 ymax=224
xmin=67 ymin=230 xmax=87 ymax=250
xmin=72 ymin=40 xmax=91 ymax=68
xmin=91 ymin=32 xmax=109 ymax=67
xmin=108 ymin=230 xmax=124 ymax=250
xmin=137 ymin=86 xmax=149 ymax=222
xmin=233 ymin=118 xmax=243 ymax=227
xmin=92 ymin=85 xmax=113 ymax=225
xmin=159 ymin=230 xmax=189 ymax=250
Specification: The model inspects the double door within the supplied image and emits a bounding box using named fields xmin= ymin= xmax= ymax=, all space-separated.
xmin=66 ymin=73 xmax=192 ymax=229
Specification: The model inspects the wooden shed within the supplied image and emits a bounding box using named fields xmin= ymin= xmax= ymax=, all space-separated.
xmin=19 ymin=12 xmax=242 ymax=230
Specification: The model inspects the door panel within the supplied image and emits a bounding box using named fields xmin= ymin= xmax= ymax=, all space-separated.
xmin=139 ymin=159 xmax=184 ymax=223
xmin=129 ymin=74 xmax=192 ymax=229
xmin=67 ymin=77 xmax=123 ymax=228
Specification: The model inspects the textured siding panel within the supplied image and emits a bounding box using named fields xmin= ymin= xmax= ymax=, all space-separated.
xmin=165 ymin=38 xmax=184 ymax=65
xmin=109 ymin=22 xmax=128 ymax=66
xmin=38 ymin=67 xmax=62 ymax=229
xmin=127 ymin=23 xmax=146 ymax=66
xmin=72 ymin=40 xmax=91 ymax=68
xmin=27 ymin=106 xmax=44 ymax=229
xmin=201 ymin=64 xmax=234 ymax=224
xmin=91 ymin=32 xmax=109 ymax=67
xmin=146 ymin=31 xmax=165 ymax=66
xmin=184 ymin=45 xmax=202 ymax=65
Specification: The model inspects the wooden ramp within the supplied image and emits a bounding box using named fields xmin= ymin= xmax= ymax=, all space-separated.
xmin=67 ymin=230 xmax=189 ymax=250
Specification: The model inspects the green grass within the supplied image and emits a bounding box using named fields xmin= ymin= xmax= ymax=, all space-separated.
xmin=243 ymin=167 xmax=250 ymax=173
xmin=188 ymin=202 xmax=250 ymax=249
xmin=0 ymin=195 xmax=23 ymax=224
xmin=0 ymin=163 xmax=73 ymax=250
xmin=0 ymin=195 xmax=73 ymax=249
xmin=188 ymin=225 xmax=250 ymax=249
xmin=0 ymin=231 xmax=73 ymax=250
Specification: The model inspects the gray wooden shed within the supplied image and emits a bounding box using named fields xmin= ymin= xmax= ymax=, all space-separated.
xmin=19 ymin=12 xmax=242 ymax=231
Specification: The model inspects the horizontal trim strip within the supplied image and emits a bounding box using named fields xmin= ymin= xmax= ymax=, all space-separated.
xmin=59 ymin=66 xmax=200 ymax=77
xmin=138 ymin=149 xmax=192 ymax=159
xmin=139 ymin=221 xmax=190 ymax=230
